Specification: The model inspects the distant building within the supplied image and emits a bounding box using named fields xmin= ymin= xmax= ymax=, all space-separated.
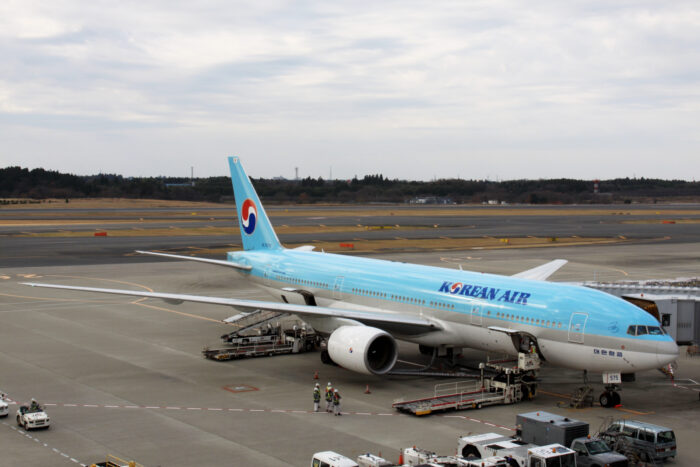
xmin=408 ymin=196 xmax=454 ymax=205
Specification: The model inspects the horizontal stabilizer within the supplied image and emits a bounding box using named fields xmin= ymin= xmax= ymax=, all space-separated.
xmin=135 ymin=250 xmax=252 ymax=271
xmin=488 ymin=326 xmax=520 ymax=335
xmin=512 ymin=259 xmax=567 ymax=281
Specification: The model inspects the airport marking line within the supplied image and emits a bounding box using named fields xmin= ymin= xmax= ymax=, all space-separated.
xmin=2 ymin=421 xmax=88 ymax=466
xmin=31 ymin=401 xmax=515 ymax=431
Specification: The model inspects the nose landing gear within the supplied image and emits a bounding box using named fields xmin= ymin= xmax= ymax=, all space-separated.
xmin=571 ymin=371 xmax=623 ymax=408
xmin=599 ymin=387 xmax=621 ymax=408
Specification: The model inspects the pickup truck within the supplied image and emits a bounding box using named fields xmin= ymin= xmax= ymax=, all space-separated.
xmin=570 ymin=437 xmax=628 ymax=467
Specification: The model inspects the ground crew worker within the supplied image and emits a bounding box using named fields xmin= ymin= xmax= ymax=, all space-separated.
xmin=313 ymin=383 xmax=321 ymax=412
xmin=325 ymin=382 xmax=333 ymax=412
xmin=29 ymin=398 xmax=40 ymax=412
xmin=333 ymin=389 xmax=342 ymax=416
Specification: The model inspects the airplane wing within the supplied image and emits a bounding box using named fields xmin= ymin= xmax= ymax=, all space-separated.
xmin=511 ymin=259 xmax=567 ymax=281
xmin=21 ymin=282 xmax=439 ymax=335
xmin=135 ymin=250 xmax=252 ymax=270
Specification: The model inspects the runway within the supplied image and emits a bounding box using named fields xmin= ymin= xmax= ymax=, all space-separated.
xmin=1 ymin=205 xmax=699 ymax=466
xmin=1 ymin=203 xmax=699 ymax=267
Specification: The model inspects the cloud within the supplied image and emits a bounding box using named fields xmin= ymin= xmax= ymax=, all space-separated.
xmin=1 ymin=1 xmax=699 ymax=180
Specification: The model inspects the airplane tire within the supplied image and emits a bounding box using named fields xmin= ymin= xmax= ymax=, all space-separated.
xmin=320 ymin=350 xmax=338 ymax=366
xmin=612 ymin=391 xmax=621 ymax=406
xmin=599 ymin=391 xmax=612 ymax=408
xmin=521 ymin=383 xmax=534 ymax=400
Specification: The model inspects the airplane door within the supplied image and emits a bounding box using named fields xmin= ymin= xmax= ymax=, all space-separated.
xmin=470 ymin=304 xmax=482 ymax=326
xmin=568 ymin=312 xmax=588 ymax=344
xmin=263 ymin=266 xmax=273 ymax=287
xmin=332 ymin=276 xmax=344 ymax=300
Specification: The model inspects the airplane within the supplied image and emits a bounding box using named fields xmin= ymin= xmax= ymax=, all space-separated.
xmin=24 ymin=156 xmax=679 ymax=408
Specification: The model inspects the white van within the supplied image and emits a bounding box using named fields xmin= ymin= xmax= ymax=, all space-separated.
xmin=311 ymin=451 xmax=359 ymax=467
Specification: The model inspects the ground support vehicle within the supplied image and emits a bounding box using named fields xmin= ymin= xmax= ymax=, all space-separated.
xmin=314 ymin=449 xmax=507 ymax=467
xmin=402 ymin=446 xmax=508 ymax=466
xmin=599 ymin=420 xmax=676 ymax=464
xmin=0 ymin=398 xmax=8 ymax=417
xmin=517 ymin=411 xmax=627 ymax=467
xmin=90 ymin=454 xmax=145 ymax=466
xmin=203 ymin=323 xmax=315 ymax=361
xmin=312 ymin=451 xmax=360 ymax=467
xmin=458 ymin=433 xmax=576 ymax=467
xmin=357 ymin=453 xmax=394 ymax=467
xmin=392 ymin=355 xmax=538 ymax=416
xmin=570 ymin=437 xmax=628 ymax=467
xmin=16 ymin=403 xmax=50 ymax=430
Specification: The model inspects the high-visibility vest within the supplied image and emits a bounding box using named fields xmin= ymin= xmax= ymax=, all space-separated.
xmin=313 ymin=389 xmax=321 ymax=401
xmin=325 ymin=388 xmax=333 ymax=400
xmin=333 ymin=393 xmax=340 ymax=404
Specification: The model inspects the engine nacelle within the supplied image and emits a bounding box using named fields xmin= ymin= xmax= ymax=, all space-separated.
xmin=327 ymin=326 xmax=398 ymax=375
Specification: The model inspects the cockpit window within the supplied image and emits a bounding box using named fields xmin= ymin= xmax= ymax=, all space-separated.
xmin=627 ymin=325 xmax=664 ymax=336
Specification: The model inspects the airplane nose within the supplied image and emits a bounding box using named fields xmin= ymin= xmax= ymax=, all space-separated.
xmin=657 ymin=340 xmax=680 ymax=367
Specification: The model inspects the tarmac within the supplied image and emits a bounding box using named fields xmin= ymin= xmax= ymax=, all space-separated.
xmin=1 ymin=206 xmax=699 ymax=466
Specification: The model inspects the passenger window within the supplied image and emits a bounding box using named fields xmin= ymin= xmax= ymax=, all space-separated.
xmin=529 ymin=459 xmax=543 ymax=467
xmin=642 ymin=431 xmax=655 ymax=442
xmin=312 ymin=459 xmax=321 ymax=467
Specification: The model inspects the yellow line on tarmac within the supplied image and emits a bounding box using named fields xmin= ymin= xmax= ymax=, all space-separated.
xmin=0 ymin=292 xmax=118 ymax=303
xmin=44 ymin=275 xmax=155 ymax=292
xmin=614 ymin=407 xmax=654 ymax=415
xmin=131 ymin=301 xmax=224 ymax=324
xmin=43 ymin=274 xmax=225 ymax=323
xmin=539 ymin=390 xmax=572 ymax=399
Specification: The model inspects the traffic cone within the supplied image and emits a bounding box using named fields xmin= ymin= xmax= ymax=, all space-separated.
xmin=398 ymin=451 xmax=403 ymax=465
xmin=364 ymin=384 xmax=371 ymax=394
xmin=313 ymin=371 xmax=319 ymax=380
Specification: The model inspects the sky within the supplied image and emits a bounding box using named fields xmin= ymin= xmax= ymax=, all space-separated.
xmin=1 ymin=1 xmax=699 ymax=181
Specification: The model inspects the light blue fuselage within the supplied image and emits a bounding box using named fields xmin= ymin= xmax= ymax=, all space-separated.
xmin=229 ymin=248 xmax=678 ymax=373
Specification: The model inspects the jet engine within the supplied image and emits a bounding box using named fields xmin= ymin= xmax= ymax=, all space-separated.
xmin=327 ymin=326 xmax=398 ymax=375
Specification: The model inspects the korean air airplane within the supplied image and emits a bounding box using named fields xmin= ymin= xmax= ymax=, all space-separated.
xmin=24 ymin=156 xmax=678 ymax=408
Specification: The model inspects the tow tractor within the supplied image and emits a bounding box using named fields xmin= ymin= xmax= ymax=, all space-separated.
xmin=16 ymin=400 xmax=50 ymax=430
xmin=392 ymin=352 xmax=539 ymax=416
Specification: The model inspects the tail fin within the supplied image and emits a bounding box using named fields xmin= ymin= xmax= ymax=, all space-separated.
xmin=228 ymin=156 xmax=282 ymax=251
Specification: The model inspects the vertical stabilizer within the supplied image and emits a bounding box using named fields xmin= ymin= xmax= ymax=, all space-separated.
xmin=228 ymin=156 xmax=282 ymax=251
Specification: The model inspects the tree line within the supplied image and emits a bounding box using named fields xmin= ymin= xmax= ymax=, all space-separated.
xmin=1 ymin=166 xmax=698 ymax=204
